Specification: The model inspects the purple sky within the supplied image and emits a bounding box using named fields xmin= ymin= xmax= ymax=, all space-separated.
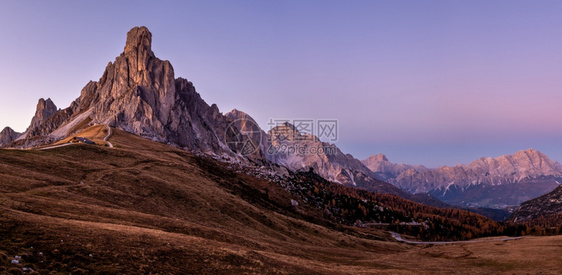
xmin=1 ymin=1 xmax=562 ymax=167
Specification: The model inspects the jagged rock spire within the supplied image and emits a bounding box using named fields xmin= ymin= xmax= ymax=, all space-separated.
xmin=13 ymin=26 xmax=239 ymax=158
xmin=29 ymin=98 xmax=58 ymax=131
xmin=122 ymin=26 xmax=156 ymax=83
xmin=125 ymin=26 xmax=153 ymax=56
xmin=0 ymin=126 xmax=21 ymax=146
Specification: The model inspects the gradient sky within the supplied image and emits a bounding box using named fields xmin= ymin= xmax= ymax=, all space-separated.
xmin=1 ymin=1 xmax=562 ymax=167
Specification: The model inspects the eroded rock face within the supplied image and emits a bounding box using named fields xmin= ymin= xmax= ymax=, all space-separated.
xmin=265 ymin=122 xmax=405 ymax=195
xmin=30 ymin=98 xmax=58 ymax=130
xmin=5 ymin=27 xmax=414 ymax=199
xmin=0 ymin=127 xmax=21 ymax=146
xmin=24 ymin=98 xmax=59 ymax=135
xmin=224 ymin=109 xmax=270 ymax=165
xmin=87 ymin=27 xmax=236 ymax=154
xmin=10 ymin=98 xmax=62 ymax=146
xmin=225 ymin=109 xmax=406 ymax=195
xmin=14 ymin=26 xmax=237 ymax=155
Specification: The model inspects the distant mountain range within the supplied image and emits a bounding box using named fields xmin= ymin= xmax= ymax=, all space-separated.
xmin=363 ymin=150 xmax=562 ymax=209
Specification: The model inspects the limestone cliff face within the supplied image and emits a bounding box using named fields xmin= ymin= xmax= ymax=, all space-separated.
xmin=7 ymin=27 xmax=423 ymax=199
xmin=224 ymin=109 xmax=407 ymax=195
xmin=79 ymin=26 xmax=233 ymax=153
xmin=14 ymin=26 xmax=237 ymax=155
xmin=266 ymin=122 xmax=405 ymax=195
xmin=21 ymin=98 xmax=58 ymax=136
xmin=0 ymin=127 xmax=21 ymax=146
xmin=29 ymin=98 xmax=58 ymax=130
xmin=363 ymin=149 xmax=562 ymax=208
xmin=224 ymin=109 xmax=270 ymax=165
xmin=10 ymin=98 xmax=61 ymax=146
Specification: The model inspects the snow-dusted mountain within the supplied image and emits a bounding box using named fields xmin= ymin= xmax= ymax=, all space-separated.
xmin=363 ymin=149 xmax=562 ymax=208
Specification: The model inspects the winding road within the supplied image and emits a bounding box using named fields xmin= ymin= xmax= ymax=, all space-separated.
xmin=389 ymin=231 xmax=523 ymax=245
xmin=103 ymin=125 xmax=113 ymax=148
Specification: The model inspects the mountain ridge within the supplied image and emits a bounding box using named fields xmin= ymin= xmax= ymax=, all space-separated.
xmin=4 ymin=26 xmax=557 ymax=212
xmin=6 ymin=26 xmax=239 ymax=158
xmin=0 ymin=126 xmax=21 ymax=146
xmin=363 ymin=149 xmax=562 ymax=208
xmin=0 ymin=26 xmax=410 ymax=199
xmin=225 ymin=109 xmax=411 ymax=197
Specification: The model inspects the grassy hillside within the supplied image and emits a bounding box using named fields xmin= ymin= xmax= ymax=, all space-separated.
xmin=1 ymin=129 xmax=561 ymax=274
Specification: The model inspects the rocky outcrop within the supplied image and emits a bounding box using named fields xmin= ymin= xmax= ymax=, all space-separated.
xmin=511 ymin=185 xmax=562 ymax=222
xmin=10 ymin=98 xmax=63 ymax=147
xmin=362 ymin=154 xmax=427 ymax=182
xmin=265 ymin=122 xmax=407 ymax=195
xmin=16 ymin=98 xmax=58 ymax=138
xmin=225 ymin=109 xmax=408 ymax=196
xmin=82 ymin=26 xmax=235 ymax=154
xmin=0 ymin=127 xmax=21 ymax=146
xmin=14 ymin=26 xmax=239 ymax=156
xmin=363 ymin=149 xmax=562 ymax=208
xmin=30 ymin=98 xmax=58 ymax=130
xmin=8 ymin=27 xmax=425 ymax=200
xmin=224 ymin=109 xmax=270 ymax=165
xmin=10 ymin=26 xmax=404 ymax=197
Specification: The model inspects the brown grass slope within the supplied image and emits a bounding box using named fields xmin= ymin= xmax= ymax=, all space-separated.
xmin=0 ymin=129 xmax=561 ymax=274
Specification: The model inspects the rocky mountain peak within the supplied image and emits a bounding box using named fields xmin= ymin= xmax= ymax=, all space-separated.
xmin=367 ymin=154 xmax=389 ymax=162
xmin=0 ymin=126 xmax=21 ymax=146
xmin=37 ymin=98 xmax=57 ymax=115
xmin=13 ymin=26 xmax=237 ymax=157
xmin=225 ymin=109 xmax=261 ymax=131
xmin=224 ymin=108 xmax=271 ymax=164
xmin=365 ymin=149 xmax=562 ymax=208
xmin=362 ymin=154 xmax=426 ymax=182
xmin=466 ymin=149 xmax=560 ymax=176
xmin=1 ymin=127 xmax=12 ymax=134
xmin=513 ymin=148 xmax=538 ymax=159
xmin=226 ymin=108 xmax=246 ymax=118
xmin=29 ymin=98 xmax=58 ymax=130
xmin=267 ymin=122 xmax=313 ymax=143
xmin=124 ymin=26 xmax=154 ymax=58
